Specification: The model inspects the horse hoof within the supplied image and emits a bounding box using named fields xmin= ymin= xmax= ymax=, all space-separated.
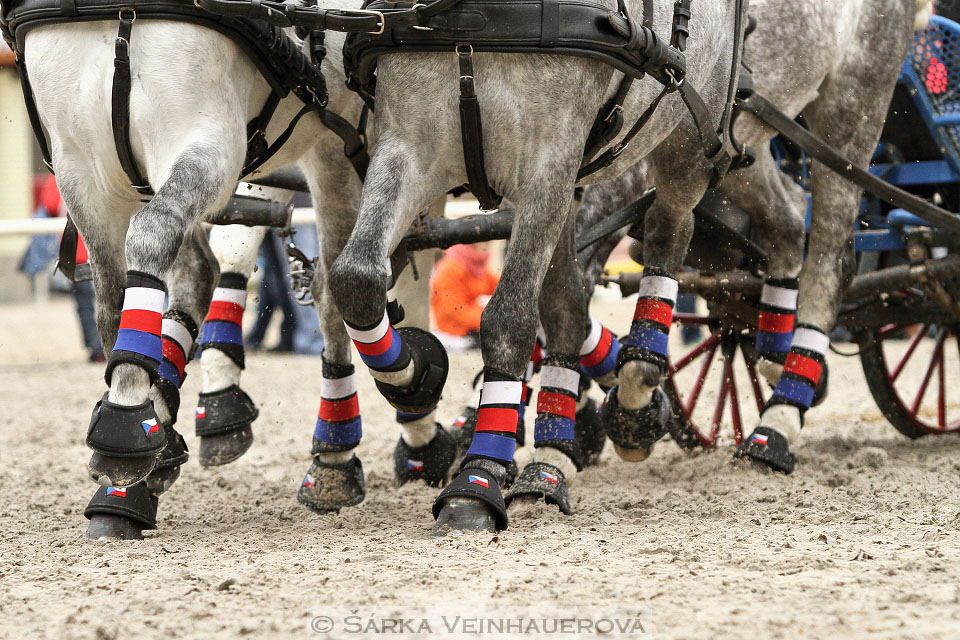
xmin=84 ymin=515 xmax=145 ymax=541
xmin=600 ymin=386 xmax=669 ymax=458
xmin=393 ymin=425 xmax=457 ymax=487
xmin=88 ymin=452 xmax=157 ymax=488
xmin=297 ymin=456 xmax=366 ymax=513
xmin=734 ymin=428 xmax=796 ymax=474
xmin=432 ymin=467 xmax=507 ymax=533
xmin=195 ymin=385 xmax=258 ymax=466
xmin=144 ymin=465 xmax=181 ymax=495
xmin=198 ymin=425 xmax=253 ymax=467
xmin=504 ymin=462 xmax=573 ymax=514
xmin=612 ymin=444 xmax=651 ymax=462
xmin=83 ymin=483 xmax=158 ymax=540
xmin=431 ymin=497 xmax=497 ymax=535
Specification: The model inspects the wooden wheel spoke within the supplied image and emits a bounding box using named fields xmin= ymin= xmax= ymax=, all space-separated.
xmin=683 ymin=340 xmax=720 ymax=417
xmin=937 ymin=338 xmax=946 ymax=430
xmin=709 ymin=356 xmax=735 ymax=443
xmin=728 ymin=356 xmax=744 ymax=445
xmin=670 ymin=331 xmax=722 ymax=374
xmin=889 ymin=323 xmax=928 ymax=384
xmin=909 ymin=330 xmax=946 ymax=416
xmin=746 ymin=359 xmax=766 ymax=414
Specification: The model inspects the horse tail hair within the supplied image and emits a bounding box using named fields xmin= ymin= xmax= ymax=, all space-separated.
xmin=915 ymin=0 xmax=933 ymax=31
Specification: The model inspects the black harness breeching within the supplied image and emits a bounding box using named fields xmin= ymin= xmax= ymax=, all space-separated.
xmin=1 ymin=0 xmax=370 ymax=195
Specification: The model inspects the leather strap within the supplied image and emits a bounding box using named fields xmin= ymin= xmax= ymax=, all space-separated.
xmin=112 ymin=13 xmax=153 ymax=196
xmin=740 ymin=92 xmax=960 ymax=236
xmin=457 ymin=44 xmax=501 ymax=210
xmin=14 ymin=56 xmax=53 ymax=172
xmin=540 ymin=0 xmax=558 ymax=47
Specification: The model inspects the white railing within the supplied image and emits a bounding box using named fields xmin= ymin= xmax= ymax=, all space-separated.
xmin=0 ymin=200 xmax=487 ymax=237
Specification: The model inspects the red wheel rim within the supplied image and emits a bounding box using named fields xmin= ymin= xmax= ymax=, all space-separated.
xmin=665 ymin=312 xmax=769 ymax=449
xmin=874 ymin=323 xmax=960 ymax=433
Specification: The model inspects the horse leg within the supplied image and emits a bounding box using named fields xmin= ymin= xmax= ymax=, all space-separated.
xmin=601 ymin=135 xmax=710 ymax=462
xmin=194 ymin=221 xmax=269 ymax=466
xmin=737 ymin=55 xmax=908 ymax=473
xmin=433 ymin=161 xmax=581 ymax=533
xmin=85 ymin=144 xmax=237 ymax=489
xmin=503 ymin=204 xmax=588 ymax=515
xmin=294 ymin=154 xmax=371 ymax=512
xmin=721 ymin=151 xmax=808 ymax=390
xmin=391 ymin=196 xmax=457 ymax=488
xmin=327 ymin=144 xmax=451 ymax=466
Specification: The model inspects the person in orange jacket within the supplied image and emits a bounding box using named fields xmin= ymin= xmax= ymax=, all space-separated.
xmin=430 ymin=243 xmax=499 ymax=350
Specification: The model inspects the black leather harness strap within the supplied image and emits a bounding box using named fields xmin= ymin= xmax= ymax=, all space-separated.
xmin=112 ymin=10 xmax=153 ymax=196
xmin=457 ymin=43 xmax=501 ymax=210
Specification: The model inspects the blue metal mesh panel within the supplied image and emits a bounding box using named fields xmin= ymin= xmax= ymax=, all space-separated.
xmin=903 ymin=15 xmax=960 ymax=175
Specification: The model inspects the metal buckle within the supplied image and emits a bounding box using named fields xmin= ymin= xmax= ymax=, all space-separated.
xmin=604 ymin=104 xmax=623 ymax=122
xmin=455 ymin=43 xmax=473 ymax=56
xmin=411 ymin=3 xmax=434 ymax=30
xmin=338 ymin=9 xmax=385 ymax=34
xmin=118 ymin=7 xmax=136 ymax=21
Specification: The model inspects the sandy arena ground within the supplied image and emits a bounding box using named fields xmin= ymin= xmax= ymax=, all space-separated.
xmin=1 ymin=297 xmax=959 ymax=639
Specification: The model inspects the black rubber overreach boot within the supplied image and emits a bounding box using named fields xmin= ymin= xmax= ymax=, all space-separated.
xmin=375 ymin=327 xmax=449 ymax=414
xmin=297 ymin=455 xmax=366 ymax=513
xmin=194 ymin=384 xmax=258 ymax=466
xmin=84 ymin=483 xmax=158 ymax=541
xmin=734 ymin=426 xmax=796 ymax=474
xmin=393 ymin=425 xmax=457 ymax=487
xmin=575 ymin=398 xmax=606 ymax=466
xmin=86 ymin=394 xmax=165 ymax=487
xmin=432 ymin=459 xmax=508 ymax=534
xmin=504 ymin=461 xmax=572 ymax=514
xmin=600 ymin=386 xmax=670 ymax=460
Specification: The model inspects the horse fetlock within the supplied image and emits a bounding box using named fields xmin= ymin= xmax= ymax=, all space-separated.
xmin=759 ymin=404 xmax=802 ymax=446
xmin=374 ymin=327 xmax=449 ymax=414
xmin=328 ymin=259 xmax=388 ymax=327
xmin=616 ymin=359 xmax=662 ymax=410
xmin=200 ymin=349 xmax=243 ymax=394
xmin=533 ymin=446 xmax=578 ymax=486
xmin=757 ymin=357 xmax=784 ymax=388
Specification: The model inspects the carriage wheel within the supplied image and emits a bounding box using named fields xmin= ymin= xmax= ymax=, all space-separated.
xmin=858 ymin=323 xmax=960 ymax=437
xmin=664 ymin=312 xmax=769 ymax=451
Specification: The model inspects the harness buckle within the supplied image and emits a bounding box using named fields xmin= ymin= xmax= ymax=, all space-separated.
xmin=411 ymin=3 xmax=434 ymax=30
xmin=339 ymin=9 xmax=386 ymax=34
xmin=455 ymin=43 xmax=474 ymax=56
xmin=118 ymin=8 xmax=137 ymax=22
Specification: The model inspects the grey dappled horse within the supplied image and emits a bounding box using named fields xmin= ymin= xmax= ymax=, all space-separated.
xmin=327 ymin=0 xmax=746 ymax=532
xmin=24 ymin=20 xmax=382 ymax=538
xmin=576 ymin=0 xmax=929 ymax=473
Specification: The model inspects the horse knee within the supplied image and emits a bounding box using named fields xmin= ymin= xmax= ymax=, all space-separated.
xmin=328 ymin=256 xmax=389 ymax=326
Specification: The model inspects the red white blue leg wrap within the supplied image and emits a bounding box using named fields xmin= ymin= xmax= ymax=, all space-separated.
xmin=755 ymin=277 xmax=799 ymax=359
xmin=344 ymin=310 xmax=411 ymax=373
xmin=158 ymin=313 xmax=196 ymax=389
xmin=107 ymin=271 xmax=166 ymax=383
xmin=579 ymin=315 xmax=621 ymax=379
xmin=764 ymin=326 xmax=828 ymax=419
xmin=198 ymin=272 xmax=247 ymax=368
xmin=534 ymin=357 xmax=580 ymax=445
xmin=620 ymin=271 xmax=678 ymax=369
xmin=463 ymin=372 xmax=522 ymax=465
xmin=313 ymin=362 xmax=362 ymax=452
